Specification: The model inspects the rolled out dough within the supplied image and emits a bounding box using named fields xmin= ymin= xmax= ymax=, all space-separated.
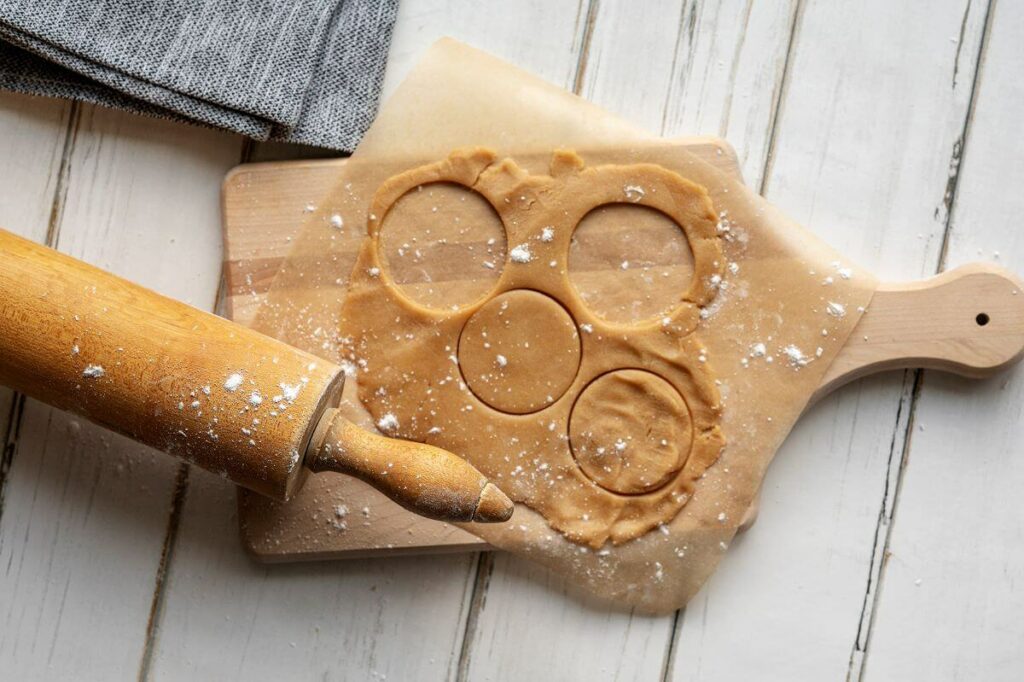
xmin=341 ymin=147 xmax=726 ymax=547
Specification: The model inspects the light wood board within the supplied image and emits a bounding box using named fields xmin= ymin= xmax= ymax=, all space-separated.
xmin=222 ymin=138 xmax=746 ymax=557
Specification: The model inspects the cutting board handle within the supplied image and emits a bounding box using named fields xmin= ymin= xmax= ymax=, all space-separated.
xmin=816 ymin=262 xmax=1024 ymax=399
xmin=738 ymin=262 xmax=1024 ymax=531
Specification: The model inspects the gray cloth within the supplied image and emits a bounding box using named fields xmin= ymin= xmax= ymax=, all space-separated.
xmin=0 ymin=0 xmax=399 ymax=150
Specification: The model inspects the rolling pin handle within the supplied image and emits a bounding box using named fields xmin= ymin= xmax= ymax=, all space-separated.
xmin=306 ymin=407 xmax=514 ymax=523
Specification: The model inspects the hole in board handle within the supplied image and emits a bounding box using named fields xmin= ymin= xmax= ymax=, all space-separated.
xmin=976 ymin=312 xmax=990 ymax=326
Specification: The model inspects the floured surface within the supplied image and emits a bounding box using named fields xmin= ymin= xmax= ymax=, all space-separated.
xmin=228 ymin=137 xmax=744 ymax=557
xmin=341 ymin=148 xmax=726 ymax=547
xmin=252 ymin=40 xmax=878 ymax=612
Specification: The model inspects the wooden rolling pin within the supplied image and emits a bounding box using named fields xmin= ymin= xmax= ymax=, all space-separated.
xmin=0 ymin=228 xmax=513 ymax=523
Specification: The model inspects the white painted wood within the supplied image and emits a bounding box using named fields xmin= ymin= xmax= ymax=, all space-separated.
xmin=0 ymin=93 xmax=73 ymax=450
xmin=381 ymin=0 xmax=592 ymax=100
xmin=660 ymin=0 xmax=799 ymax=187
xmin=669 ymin=1 xmax=992 ymax=680
xmin=863 ymin=2 xmax=1024 ymax=678
xmin=147 ymin=4 xmax=597 ymax=681
xmin=0 ymin=105 xmax=240 ymax=679
xmin=574 ymin=0 xmax=686 ymax=134
xmin=0 ymin=93 xmax=71 ymax=240
xmin=464 ymin=553 xmax=672 ymax=682
xmin=574 ymin=0 xmax=798 ymax=189
xmin=148 ymin=469 xmax=478 ymax=681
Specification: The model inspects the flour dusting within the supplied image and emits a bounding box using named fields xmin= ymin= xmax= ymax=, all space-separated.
xmin=82 ymin=364 xmax=105 ymax=378
xmin=510 ymin=244 xmax=533 ymax=263
xmin=826 ymin=301 xmax=847 ymax=318
xmin=623 ymin=185 xmax=645 ymax=202
xmin=278 ymin=382 xmax=302 ymax=402
xmin=783 ymin=345 xmax=810 ymax=368
xmin=377 ymin=412 xmax=399 ymax=433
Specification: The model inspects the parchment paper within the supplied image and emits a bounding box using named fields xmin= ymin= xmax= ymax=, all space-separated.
xmin=253 ymin=39 xmax=876 ymax=613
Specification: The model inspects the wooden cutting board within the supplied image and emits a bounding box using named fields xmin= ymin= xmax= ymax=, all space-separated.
xmin=224 ymin=138 xmax=743 ymax=558
xmin=222 ymin=137 xmax=1024 ymax=561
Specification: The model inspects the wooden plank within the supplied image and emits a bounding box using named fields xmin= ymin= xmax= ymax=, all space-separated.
xmin=0 ymin=104 xmax=240 ymax=679
xmin=578 ymin=0 xmax=799 ymax=187
xmin=669 ymin=1 xmax=992 ymax=680
xmin=862 ymin=2 xmax=1024 ymax=678
xmin=463 ymin=553 xmax=672 ymax=682
xmin=380 ymin=0 xmax=592 ymax=102
xmin=0 ymin=93 xmax=73 ymax=484
xmin=0 ymin=92 xmax=73 ymax=672
xmin=0 ymin=93 xmax=72 ymax=239
xmin=658 ymin=0 xmax=800 ymax=187
xmin=149 ymin=3 xmax=598 ymax=680
xmin=148 ymin=468 xmax=481 ymax=680
xmin=464 ymin=2 xmax=800 ymax=680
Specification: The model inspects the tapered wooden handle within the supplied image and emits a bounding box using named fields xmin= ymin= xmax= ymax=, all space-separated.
xmin=816 ymin=263 xmax=1024 ymax=400
xmin=307 ymin=409 xmax=513 ymax=523
xmin=0 ymin=228 xmax=344 ymax=500
xmin=739 ymin=263 xmax=1024 ymax=531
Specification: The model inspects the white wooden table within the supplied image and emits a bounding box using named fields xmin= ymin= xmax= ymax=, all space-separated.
xmin=1 ymin=2 xmax=1022 ymax=680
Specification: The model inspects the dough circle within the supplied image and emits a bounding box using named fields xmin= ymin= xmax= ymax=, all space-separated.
xmin=569 ymin=370 xmax=693 ymax=494
xmin=458 ymin=289 xmax=581 ymax=414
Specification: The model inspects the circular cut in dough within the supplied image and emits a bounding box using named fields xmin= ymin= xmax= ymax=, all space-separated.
xmin=568 ymin=203 xmax=695 ymax=324
xmin=458 ymin=289 xmax=581 ymax=414
xmin=380 ymin=181 xmax=506 ymax=310
xmin=569 ymin=370 xmax=693 ymax=494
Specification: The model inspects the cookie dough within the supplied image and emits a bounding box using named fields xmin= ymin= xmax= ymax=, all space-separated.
xmin=458 ymin=290 xmax=581 ymax=414
xmin=341 ymin=148 xmax=726 ymax=547
xmin=569 ymin=370 xmax=692 ymax=494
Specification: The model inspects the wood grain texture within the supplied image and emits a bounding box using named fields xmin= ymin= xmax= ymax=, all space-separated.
xmin=862 ymin=1 xmax=1024 ymax=678
xmin=817 ymin=263 xmax=1024 ymax=399
xmin=462 ymin=553 xmax=673 ymax=682
xmin=0 ymin=105 xmax=241 ymax=679
xmin=0 ymin=228 xmax=346 ymax=502
xmin=0 ymin=93 xmax=74 ymax=501
xmin=658 ymin=0 xmax=800 ymax=187
xmin=149 ymin=469 xmax=481 ymax=681
xmin=671 ymin=1 xmax=994 ymax=680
